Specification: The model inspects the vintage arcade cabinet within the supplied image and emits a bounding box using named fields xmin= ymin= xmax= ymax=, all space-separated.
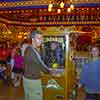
xmin=41 ymin=30 xmax=76 ymax=100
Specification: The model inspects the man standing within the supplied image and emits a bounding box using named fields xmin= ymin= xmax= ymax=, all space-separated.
xmin=79 ymin=46 xmax=100 ymax=100
xmin=23 ymin=30 xmax=50 ymax=100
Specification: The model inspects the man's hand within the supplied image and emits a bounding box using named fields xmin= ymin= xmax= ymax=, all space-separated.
xmin=77 ymin=83 xmax=85 ymax=99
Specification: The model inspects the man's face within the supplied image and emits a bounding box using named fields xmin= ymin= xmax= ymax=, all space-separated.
xmin=51 ymin=43 xmax=57 ymax=50
xmin=32 ymin=34 xmax=43 ymax=47
xmin=91 ymin=47 xmax=99 ymax=57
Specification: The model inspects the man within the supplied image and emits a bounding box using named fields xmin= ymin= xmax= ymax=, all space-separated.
xmin=23 ymin=30 xmax=50 ymax=100
xmin=79 ymin=46 xmax=100 ymax=100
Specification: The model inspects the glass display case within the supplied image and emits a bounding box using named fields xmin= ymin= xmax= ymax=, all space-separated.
xmin=41 ymin=34 xmax=76 ymax=100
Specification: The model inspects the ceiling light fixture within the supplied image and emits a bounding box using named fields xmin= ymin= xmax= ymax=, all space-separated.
xmin=48 ymin=0 xmax=75 ymax=13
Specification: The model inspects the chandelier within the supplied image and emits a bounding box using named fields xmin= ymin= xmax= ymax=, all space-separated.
xmin=48 ymin=0 xmax=75 ymax=13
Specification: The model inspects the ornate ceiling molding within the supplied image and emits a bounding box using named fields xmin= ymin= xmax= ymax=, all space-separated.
xmin=0 ymin=17 xmax=100 ymax=26
xmin=74 ymin=0 xmax=100 ymax=3
xmin=0 ymin=1 xmax=50 ymax=8
xmin=0 ymin=6 xmax=99 ymax=26
xmin=0 ymin=1 xmax=99 ymax=26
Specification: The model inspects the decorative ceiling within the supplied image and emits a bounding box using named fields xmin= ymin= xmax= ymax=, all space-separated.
xmin=0 ymin=0 xmax=28 ymax=2
xmin=0 ymin=6 xmax=100 ymax=26
xmin=0 ymin=0 xmax=99 ymax=27
xmin=0 ymin=0 xmax=100 ymax=9
xmin=0 ymin=0 xmax=100 ymax=3
xmin=0 ymin=0 xmax=99 ymax=42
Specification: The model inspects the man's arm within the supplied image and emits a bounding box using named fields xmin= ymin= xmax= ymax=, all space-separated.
xmin=32 ymin=47 xmax=50 ymax=73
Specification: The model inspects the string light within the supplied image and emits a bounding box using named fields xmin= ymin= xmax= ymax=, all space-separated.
xmin=48 ymin=7 xmax=52 ymax=12
xmin=60 ymin=2 xmax=64 ymax=8
xmin=70 ymin=4 xmax=74 ymax=10
xmin=49 ymin=3 xmax=53 ymax=8
xmin=48 ymin=1 xmax=74 ymax=13
xmin=48 ymin=3 xmax=53 ymax=12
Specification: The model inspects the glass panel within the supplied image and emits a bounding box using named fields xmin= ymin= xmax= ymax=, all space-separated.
xmin=42 ymin=36 xmax=65 ymax=69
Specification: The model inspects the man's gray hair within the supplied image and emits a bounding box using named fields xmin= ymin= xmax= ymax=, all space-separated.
xmin=30 ymin=30 xmax=42 ymax=39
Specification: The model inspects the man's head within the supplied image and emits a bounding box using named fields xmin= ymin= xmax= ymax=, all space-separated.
xmin=30 ymin=30 xmax=43 ymax=48
xmin=91 ymin=46 xmax=99 ymax=58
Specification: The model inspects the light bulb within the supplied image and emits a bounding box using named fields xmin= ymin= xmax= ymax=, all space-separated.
xmin=48 ymin=7 xmax=52 ymax=12
xmin=48 ymin=3 xmax=53 ymax=12
xmin=48 ymin=3 xmax=53 ymax=8
xmin=17 ymin=35 xmax=22 ymax=39
xmin=24 ymin=36 xmax=27 ymax=39
xmin=70 ymin=4 xmax=74 ymax=10
xmin=57 ymin=9 xmax=61 ymax=13
xmin=60 ymin=2 xmax=64 ymax=8
xmin=67 ymin=8 xmax=71 ymax=12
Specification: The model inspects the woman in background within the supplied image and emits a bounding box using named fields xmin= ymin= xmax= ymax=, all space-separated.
xmin=12 ymin=49 xmax=24 ymax=87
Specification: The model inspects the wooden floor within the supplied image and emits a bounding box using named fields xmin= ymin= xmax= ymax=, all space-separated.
xmin=0 ymin=80 xmax=85 ymax=100
xmin=76 ymin=88 xmax=85 ymax=100
xmin=0 ymin=81 xmax=24 ymax=100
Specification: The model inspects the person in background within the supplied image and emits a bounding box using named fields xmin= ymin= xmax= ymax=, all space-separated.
xmin=79 ymin=46 xmax=100 ymax=100
xmin=21 ymin=39 xmax=29 ymax=57
xmin=1 ymin=43 xmax=7 ymax=67
xmin=12 ymin=49 xmax=24 ymax=87
xmin=23 ymin=30 xmax=50 ymax=100
xmin=10 ymin=43 xmax=18 ymax=80
xmin=0 ymin=42 xmax=3 ymax=66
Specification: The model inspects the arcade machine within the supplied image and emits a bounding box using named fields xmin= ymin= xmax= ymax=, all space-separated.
xmin=41 ymin=31 xmax=76 ymax=100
